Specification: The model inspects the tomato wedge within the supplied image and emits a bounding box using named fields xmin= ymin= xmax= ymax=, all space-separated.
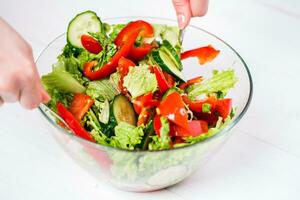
xmin=215 ymin=98 xmax=232 ymax=119
xmin=69 ymin=93 xmax=94 ymax=121
xmin=153 ymin=66 xmax=172 ymax=94
xmin=57 ymin=102 xmax=95 ymax=142
xmin=174 ymin=120 xmax=208 ymax=137
xmin=157 ymin=92 xmax=188 ymax=129
xmin=83 ymin=30 xmax=140 ymax=80
xmin=181 ymin=45 xmax=220 ymax=65
xmin=81 ymin=34 xmax=102 ymax=54
xmin=137 ymin=108 xmax=151 ymax=126
xmin=117 ymin=57 xmax=136 ymax=77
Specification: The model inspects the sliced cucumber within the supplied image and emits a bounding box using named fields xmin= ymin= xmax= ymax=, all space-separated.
xmin=67 ymin=11 xmax=102 ymax=48
xmin=161 ymin=40 xmax=182 ymax=71
xmin=152 ymin=50 xmax=185 ymax=82
xmin=112 ymin=95 xmax=137 ymax=126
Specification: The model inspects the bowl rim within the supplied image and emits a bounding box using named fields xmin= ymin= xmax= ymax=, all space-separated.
xmin=37 ymin=16 xmax=253 ymax=153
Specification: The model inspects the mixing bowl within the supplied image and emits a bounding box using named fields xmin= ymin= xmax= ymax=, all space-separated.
xmin=37 ymin=17 xmax=252 ymax=192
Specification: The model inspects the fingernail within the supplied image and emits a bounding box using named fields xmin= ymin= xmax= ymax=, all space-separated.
xmin=177 ymin=14 xmax=186 ymax=29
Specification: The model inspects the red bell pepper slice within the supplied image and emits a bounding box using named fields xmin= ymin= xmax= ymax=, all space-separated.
xmin=115 ymin=20 xmax=154 ymax=46
xmin=181 ymin=45 xmax=220 ymax=65
xmin=157 ymin=91 xmax=188 ymax=129
xmin=83 ymin=30 xmax=140 ymax=80
xmin=153 ymin=114 xmax=162 ymax=136
xmin=115 ymin=20 xmax=154 ymax=61
xmin=174 ymin=120 xmax=208 ymax=137
xmin=179 ymin=76 xmax=203 ymax=90
xmin=133 ymin=92 xmax=159 ymax=114
xmin=81 ymin=34 xmax=102 ymax=54
xmin=153 ymin=66 xmax=172 ymax=94
xmin=69 ymin=93 xmax=94 ymax=121
xmin=128 ymin=43 xmax=153 ymax=61
xmin=215 ymin=98 xmax=232 ymax=119
xmin=182 ymin=95 xmax=217 ymax=112
xmin=163 ymin=71 xmax=175 ymax=88
xmin=57 ymin=102 xmax=95 ymax=142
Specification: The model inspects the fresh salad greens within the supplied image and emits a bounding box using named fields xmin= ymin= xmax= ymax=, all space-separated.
xmin=42 ymin=10 xmax=237 ymax=151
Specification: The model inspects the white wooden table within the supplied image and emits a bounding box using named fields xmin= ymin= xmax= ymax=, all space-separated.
xmin=1 ymin=0 xmax=300 ymax=199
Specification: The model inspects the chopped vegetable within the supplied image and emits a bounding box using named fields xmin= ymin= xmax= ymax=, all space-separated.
xmin=181 ymin=45 xmax=220 ymax=65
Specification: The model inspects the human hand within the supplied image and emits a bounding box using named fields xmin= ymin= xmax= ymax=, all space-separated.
xmin=0 ymin=18 xmax=50 ymax=109
xmin=172 ymin=0 xmax=209 ymax=28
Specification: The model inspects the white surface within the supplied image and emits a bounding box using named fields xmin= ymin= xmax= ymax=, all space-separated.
xmin=1 ymin=0 xmax=300 ymax=199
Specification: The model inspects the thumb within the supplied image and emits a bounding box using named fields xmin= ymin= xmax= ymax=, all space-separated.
xmin=172 ymin=0 xmax=192 ymax=29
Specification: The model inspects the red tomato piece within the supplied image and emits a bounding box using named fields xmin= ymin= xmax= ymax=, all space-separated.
xmin=69 ymin=93 xmax=94 ymax=121
xmin=157 ymin=92 xmax=188 ymax=129
xmin=215 ymin=98 xmax=232 ymax=119
xmin=81 ymin=34 xmax=102 ymax=54
xmin=174 ymin=120 xmax=208 ymax=137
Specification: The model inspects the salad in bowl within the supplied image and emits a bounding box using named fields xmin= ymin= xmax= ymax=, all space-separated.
xmin=38 ymin=11 xmax=251 ymax=191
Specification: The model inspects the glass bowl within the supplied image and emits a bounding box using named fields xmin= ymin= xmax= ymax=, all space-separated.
xmin=37 ymin=17 xmax=252 ymax=192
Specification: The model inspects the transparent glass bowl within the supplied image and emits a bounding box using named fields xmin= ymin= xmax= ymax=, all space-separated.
xmin=37 ymin=17 xmax=252 ymax=192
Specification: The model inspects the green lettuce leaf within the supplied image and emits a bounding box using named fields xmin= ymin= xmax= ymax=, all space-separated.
xmin=86 ymin=78 xmax=119 ymax=101
xmin=187 ymin=69 xmax=237 ymax=100
xmin=123 ymin=65 xmax=157 ymax=99
xmin=42 ymin=68 xmax=86 ymax=94
xmin=148 ymin=117 xmax=171 ymax=150
xmin=111 ymin=122 xmax=144 ymax=150
xmin=109 ymin=24 xmax=125 ymax=40
xmin=98 ymin=99 xmax=110 ymax=124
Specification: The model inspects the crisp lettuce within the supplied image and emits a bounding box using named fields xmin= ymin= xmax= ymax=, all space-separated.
xmin=111 ymin=122 xmax=144 ymax=150
xmin=98 ymin=99 xmax=110 ymax=124
xmin=148 ymin=117 xmax=171 ymax=150
xmin=86 ymin=78 xmax=119 ymax=101
xmin=42 ymin=68 xmax=86 ymax=94
xmin=187 ymin=69 xmax=237 ymax=100
xmin=109 ymin=24 xmax=125 ymax=40
xmin=123 ymin=65 xmax=157 ymax=99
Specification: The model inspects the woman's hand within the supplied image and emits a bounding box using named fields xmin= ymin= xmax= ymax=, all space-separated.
xmin=0 ymin=18 xmax=50 ymax=109
xmin=172 ymin=0 xmax=209 ymax=28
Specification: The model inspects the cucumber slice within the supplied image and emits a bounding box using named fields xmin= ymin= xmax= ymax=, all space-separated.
xmin=161 ymin=40 xmax=182 ymax=71
xmin=67 ymin=11 xmax=102 ymax=48
xmin=152 ymin=50 xmax=186 ymax=82
xmin=113 ymin=95 xmax=137 ymax=126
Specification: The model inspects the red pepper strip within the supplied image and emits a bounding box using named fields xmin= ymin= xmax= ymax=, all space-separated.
xmin=153 ymin=114 xmax=162 ymax=136
xmin=182 ymin=95 xmax=217 ymax=112
xmin=81 ymin=34 xmax=102 ymax=54
xmin=163 ymin=71 xmax=175 ymax=88
xmin=57 ymin=102 xmax=95 ymax=142
xmin=133 ymin=92 xmax=159 ymax=114
xmin=179 ymin=76 xmax=204 ymax=90
xmin=153 ymin=66 xmax=172 ymax=94
xmin=83 ymin=30 xmax=140 ymax=80
xmin=115 ymin=20 xmax=154 ymax=61
xmin=157 ymin=91 xmax=188 ymax=129
xmin=115 ymin=20 xmax=154 ymax=46
xmin=181 ymin=45 xmax=220 ymax=65
xmin=127 ymin=43 xmax=153 ymax=61
xmin=69 ymin=93 xmax=94 ymax=121
xmin=174 ymin=120 xmax=208 ymax=137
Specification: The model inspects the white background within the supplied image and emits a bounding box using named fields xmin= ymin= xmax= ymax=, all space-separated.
xmin=1 ymin=0 xmax=300 ymax=199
